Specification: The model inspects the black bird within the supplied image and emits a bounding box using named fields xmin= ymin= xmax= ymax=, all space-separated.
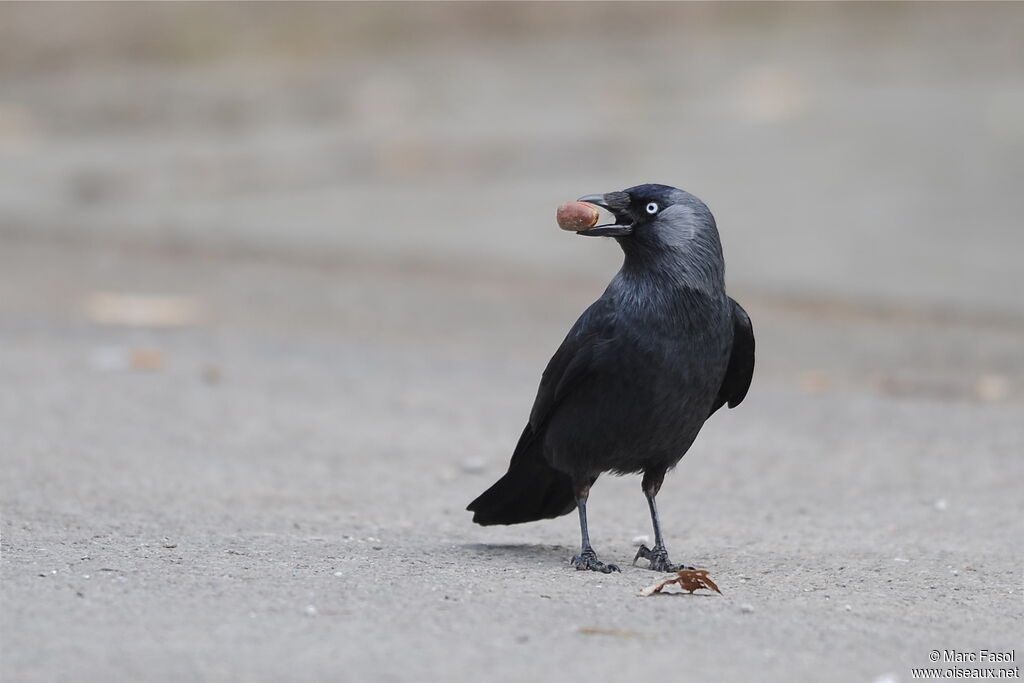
xmin=467 ymin=184 xmax=754 ymax=573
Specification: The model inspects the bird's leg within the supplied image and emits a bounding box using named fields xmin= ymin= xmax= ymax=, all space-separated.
xmin=570 ymin=481 xmax=619 ymax=573
xmin=633 ymin=470 xmax=694 ymax=572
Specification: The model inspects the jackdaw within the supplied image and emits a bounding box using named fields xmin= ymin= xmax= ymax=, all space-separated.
xmin=467 ymin=184 xmax=754 ymax=573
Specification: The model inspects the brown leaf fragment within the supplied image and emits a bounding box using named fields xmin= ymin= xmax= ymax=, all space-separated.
xmin=640 ymin=569 xmax=722 ymax=597
xmin=677 ymin=569 xmax=721 ymax=594
xmin=639 ymin=576 xmax=677 ymax=597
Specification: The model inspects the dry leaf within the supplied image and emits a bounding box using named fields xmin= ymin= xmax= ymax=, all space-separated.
xmin=640 ymin=569 xmax=722 ymax=597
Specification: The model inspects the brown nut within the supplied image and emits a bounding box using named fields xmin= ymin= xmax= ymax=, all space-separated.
xmin=556 ymin=201 xmax=600 ymax=232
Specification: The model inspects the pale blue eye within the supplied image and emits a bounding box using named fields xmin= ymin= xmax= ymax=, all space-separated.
xmin=646 ymin=202 xmax=659 ymax=214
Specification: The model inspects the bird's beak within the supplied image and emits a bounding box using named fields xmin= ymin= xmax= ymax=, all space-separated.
xmin=575 ymin=193 xmax=633 ymax=237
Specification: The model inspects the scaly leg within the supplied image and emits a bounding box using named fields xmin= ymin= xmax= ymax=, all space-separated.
xmin=570 ymin=481 xmax=619 ymax=573
xmin=633 ymin=469 xmax=694 ymax=572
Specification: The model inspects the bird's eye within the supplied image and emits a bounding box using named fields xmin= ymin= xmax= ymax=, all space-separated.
xmin=646 ymin=202 xmax=659 ymax=215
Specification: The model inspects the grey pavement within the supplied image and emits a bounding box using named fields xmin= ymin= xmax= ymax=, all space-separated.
xmin=1 ymin=5 xmax=1022 ymax=683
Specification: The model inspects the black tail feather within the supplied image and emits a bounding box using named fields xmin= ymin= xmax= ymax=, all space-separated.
xmin=467 ymin=425 xmax=576 ymax=526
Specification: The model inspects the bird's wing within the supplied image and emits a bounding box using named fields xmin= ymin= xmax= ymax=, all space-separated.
xmin=527 ymin=297 xmax=617 ymax=433
xmin=710 ymin=298 xmax=755 ymax=415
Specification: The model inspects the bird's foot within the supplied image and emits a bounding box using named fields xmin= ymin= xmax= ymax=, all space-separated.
xmin=633 ymin=545 xmax=694 ymax=572
xmin=571 ymin=548 xmax=620 ymax=573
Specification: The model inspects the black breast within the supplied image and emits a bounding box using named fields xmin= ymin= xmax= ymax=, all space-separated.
xmin=543 ymin=287 xmax=733 ymax=479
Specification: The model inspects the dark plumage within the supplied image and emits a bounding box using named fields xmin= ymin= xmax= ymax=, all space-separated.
xmin=468 ymin=184 xmax=754 ymax=572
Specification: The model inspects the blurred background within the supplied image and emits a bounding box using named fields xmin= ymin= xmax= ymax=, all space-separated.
xmin=2 ymin=4 xmax=1022 ymax=682
xmin=3 ymin=4 xmax=1023 ymax=380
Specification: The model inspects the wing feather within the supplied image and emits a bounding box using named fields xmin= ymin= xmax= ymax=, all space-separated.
xmin=710 ymin=298 xmax=755 ymax=415
xmin=527 ymin=298 xmax=617 ymax=431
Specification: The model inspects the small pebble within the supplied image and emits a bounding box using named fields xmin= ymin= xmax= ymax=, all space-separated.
xmin=933 ymin=498 xmax=948 ymax=511
xmin=89 ymin=346 xmax=130 ymax=372
xmin=333 ymin=571 xmax=343 ymax=577
xmin=739 ymin=603 xmax=755 ymax=614
xmin=304 ymin=605 xmax=318 ymax=616
xmin=460 ymin=458 xmax=486 ymax=474
xmin=631 ymin=535 xmax=650 ymax=546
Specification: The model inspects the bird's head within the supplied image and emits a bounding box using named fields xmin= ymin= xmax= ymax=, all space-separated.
xmin=576 ymin=183 xmax=717 ymax=248
xmin=576 ymin=183 xmax=725 ymax=284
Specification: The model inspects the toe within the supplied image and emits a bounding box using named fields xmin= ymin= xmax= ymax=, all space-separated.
xmin=632 ymin=545 xmax=652 ymax=565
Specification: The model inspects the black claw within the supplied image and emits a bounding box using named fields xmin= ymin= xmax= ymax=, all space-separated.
xmin=633 ymin=544 xmax=693 ymax=572
xmin=571 ymin=549 xmax=621 ymax=573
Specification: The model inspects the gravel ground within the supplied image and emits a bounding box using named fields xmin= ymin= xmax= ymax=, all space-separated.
xmin=1 ymin=5 xmax=1022 ymax=683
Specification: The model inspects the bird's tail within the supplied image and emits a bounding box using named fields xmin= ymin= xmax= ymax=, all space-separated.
xmin=467 ymin=425 xmax=577 ymax=526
